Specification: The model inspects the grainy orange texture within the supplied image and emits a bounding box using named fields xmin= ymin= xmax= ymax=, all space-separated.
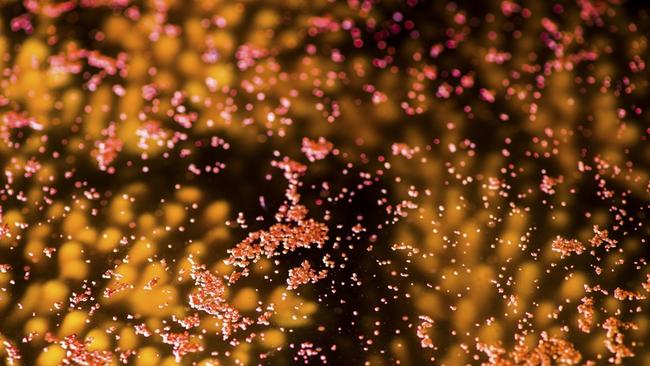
xmin=0 ymin=0 xmax=648 ymax=365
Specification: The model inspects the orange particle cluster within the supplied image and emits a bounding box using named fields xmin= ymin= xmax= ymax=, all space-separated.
xmin=602 ymin=317 xmax=638 ymax=364
xmin=188 ymin=265 xmax=254 ymax=339
xmin=301 ymin=137 xmax=334 ymax=162
xmin=551 ymin=237 xmax=585 ymax=258
xmin=56 ymin=334 xmax=114 ymax=366
xmin=577 ymin=296 xmax=595 ymax=333
xmin=416 ymin=316 xmax=435 ymax=349
xmin=589 ymin=225 xmax=618 ymax=250
xmin=477 ymin=332 xmax=583 ymax=366
xmin=613 ymin=288 xmax=647 ymax=301
xmin=287 ymin=260 xmax=328 ymax=290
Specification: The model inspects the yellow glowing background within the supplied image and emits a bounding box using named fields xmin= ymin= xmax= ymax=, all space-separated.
xmin=0 ymin=0 xmax=648 ymax=365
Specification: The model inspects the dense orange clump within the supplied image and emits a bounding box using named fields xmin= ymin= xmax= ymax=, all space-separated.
xmin=189 ymin=264 xmax=254 ymax=339
xmin=226 ymin=158 xmax=329 ymax=280
xmin=613 ymin=288 xmax=646 ymax=301
xmin=287 ymin=260 xmax=328 ymax=290
xmin=226 ymin=218 xmax=329 ymax=270
xmin=180 ymin=159 xmax=327 ymax=348
xmin=577 ymin=296 xmax=595 ymax=333
xmin=477 ymin=332 xmax=583 ymax=366
xmin=589 ymin=226 xmax=617 ymax=250
xmin=416 ymin=316 xmax=435 ymax=349
xmin=551 ymin=237 xmax=585 ymax=258
xmin=551 ymin=225 xmax=620 ymax=259
xmin=160 ymin=330 xmax=204 ymax=362
xmin=54 ymin=334 xmax=114 ymax=366
xmin=301 ymin=137 xmax=334 ymax=162
xmin=602 ymin=317 xmax=638 ymax=364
